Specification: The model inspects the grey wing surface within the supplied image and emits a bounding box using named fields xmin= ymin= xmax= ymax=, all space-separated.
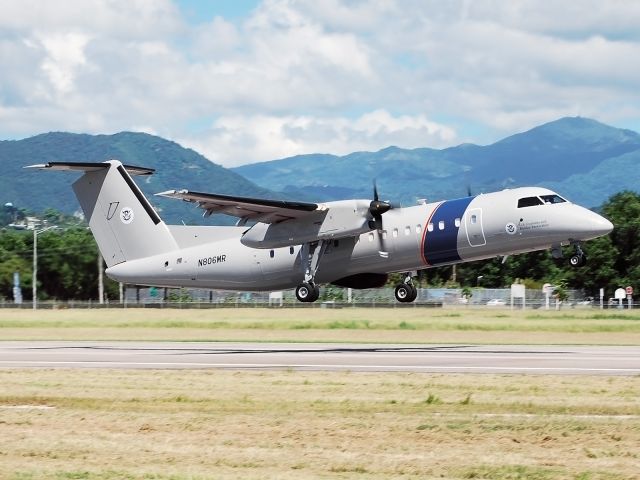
xmin=157 ymin=190 xmax=319 ymax=223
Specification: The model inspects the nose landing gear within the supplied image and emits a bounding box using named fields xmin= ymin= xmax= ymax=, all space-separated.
xmin=569 ymin=244 xmax=587 ymax=267
xmin=551 ymin=243 xmax=588 ymax=267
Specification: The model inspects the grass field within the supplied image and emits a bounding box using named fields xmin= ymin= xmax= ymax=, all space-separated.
xmin=1 ymin=369 xmax=639 ymax=479
xmin=1 ymin=307 xmax=640 ymax=344
xmin=2 ymin=308 xmax=639 ymax=479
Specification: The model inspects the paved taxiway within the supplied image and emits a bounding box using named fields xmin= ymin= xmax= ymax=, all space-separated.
xmin=0 ymin=342 xmax=638 ymax=374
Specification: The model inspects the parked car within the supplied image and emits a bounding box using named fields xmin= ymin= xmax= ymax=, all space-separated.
xmin=486 ymin=299 xmax=506 ymax=306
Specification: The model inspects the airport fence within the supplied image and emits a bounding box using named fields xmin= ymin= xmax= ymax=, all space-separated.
xmin=1 ymin=286 xmax=630 ymax=309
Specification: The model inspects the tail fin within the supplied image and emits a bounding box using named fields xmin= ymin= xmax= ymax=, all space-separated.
xmin=26 ymin=160 xmax=178 ymax=267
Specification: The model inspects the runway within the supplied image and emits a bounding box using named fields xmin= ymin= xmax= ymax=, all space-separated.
xmin=0 ymin=342 xmax=639 ymax=374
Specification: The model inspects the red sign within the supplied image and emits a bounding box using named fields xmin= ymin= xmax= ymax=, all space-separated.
xmin=626 ymin=286 xmax=634 ymax=295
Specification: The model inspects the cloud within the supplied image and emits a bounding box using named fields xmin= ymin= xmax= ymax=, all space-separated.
xmin=38 ymin=32 xmax=91 ymax=94
xmin=180 ymin=109 xmax=457 ymax=166
xmin=1 ymin=0 xmax=640 ymax=166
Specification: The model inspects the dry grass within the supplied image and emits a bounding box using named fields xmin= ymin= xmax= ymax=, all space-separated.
xmin=0 ymin=369 xmax=639 ymax=479
xmin=1 ymin=307 xmax=640 ymax=344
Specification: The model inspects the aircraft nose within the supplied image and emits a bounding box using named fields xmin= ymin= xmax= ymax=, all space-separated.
xmin=586 ymin=210 xmax=613 ymax=237
xmin=597 ymin=216 xmax=614 ymax=235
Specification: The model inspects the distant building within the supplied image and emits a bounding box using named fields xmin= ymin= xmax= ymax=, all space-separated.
xmin=8 ymin=216 xmax=43 ymax=231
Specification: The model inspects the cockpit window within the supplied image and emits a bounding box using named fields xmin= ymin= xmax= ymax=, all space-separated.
xmin=540 ymin=194 xmax=567 ymax=204
xmin=517 ymin=196 xmax=544 ymax=208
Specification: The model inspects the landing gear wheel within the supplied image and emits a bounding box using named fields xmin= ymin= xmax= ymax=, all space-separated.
xmin=569 ymin=254 xmax=587 ymax=267
xmin=395 ymin=283 xmax=417 ymax=303
xmin=296 ymin=282 xmax=320 ymax=303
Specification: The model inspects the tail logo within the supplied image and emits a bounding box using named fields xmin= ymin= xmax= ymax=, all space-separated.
xmin=120 ymin=207 xmax=134 ymax=224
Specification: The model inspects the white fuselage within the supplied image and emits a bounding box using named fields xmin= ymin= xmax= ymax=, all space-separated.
xmin=105 ymin=187 xmax=613 ymax=291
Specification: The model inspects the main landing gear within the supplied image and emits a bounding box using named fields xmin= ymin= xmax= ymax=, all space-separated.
xmin=395 ymin=273 xmax=418 ymax=303
xmin=295 ymin=240 xmax=327 ymax=303
xmin=295 ymin=282 xmax=320 ymax=302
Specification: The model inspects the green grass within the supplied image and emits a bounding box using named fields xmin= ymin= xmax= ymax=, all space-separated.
xmin=2 ymin=308 xmax=640 ymax=344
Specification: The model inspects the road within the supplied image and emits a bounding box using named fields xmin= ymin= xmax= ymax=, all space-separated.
xmin=0 ymin=342 xmax=639 ymax=375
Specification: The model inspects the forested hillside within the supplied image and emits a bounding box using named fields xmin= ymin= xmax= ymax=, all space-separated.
xmin=0 ymin=132 xmax=279 ymax=225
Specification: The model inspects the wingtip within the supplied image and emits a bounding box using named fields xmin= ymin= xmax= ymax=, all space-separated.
xmin=155 ymin=190 xmax=177 ymax=197
xmin=155 ymin=189 xmax=187 ymax=198
xmin=24 ymin=163 xmax=50 ymax=170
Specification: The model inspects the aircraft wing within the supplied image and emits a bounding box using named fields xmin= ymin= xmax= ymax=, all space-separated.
xmin=156 ymin=189 xmax=320 ymax=223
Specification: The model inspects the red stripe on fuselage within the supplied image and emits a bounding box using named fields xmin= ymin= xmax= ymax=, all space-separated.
xmin=420 ymin=201 xmax=443 ymax=266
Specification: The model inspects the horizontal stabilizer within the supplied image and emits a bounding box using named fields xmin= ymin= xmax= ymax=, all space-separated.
xmin=157 ymin=189 xmax=319 ymax=223
xmin=24 ymin=161 xmax=154 ymax=176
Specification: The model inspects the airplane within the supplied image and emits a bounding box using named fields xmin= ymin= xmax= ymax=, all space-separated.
xmin=27 ymin=160 xmax=613 ymax=303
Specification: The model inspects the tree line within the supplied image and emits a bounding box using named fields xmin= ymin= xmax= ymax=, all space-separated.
xmin=1 ymin=192 xmax=639 ymax=301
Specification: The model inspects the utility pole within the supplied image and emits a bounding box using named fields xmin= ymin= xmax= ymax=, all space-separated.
xmin=97 ymin=253 xmax=104 ymax=304
xmin=32 ymin=225 xmax=56 ymax=310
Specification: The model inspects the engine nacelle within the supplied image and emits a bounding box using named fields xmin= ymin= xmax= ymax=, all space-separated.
xmin=241 ymin=199 xmax=372 ymax=248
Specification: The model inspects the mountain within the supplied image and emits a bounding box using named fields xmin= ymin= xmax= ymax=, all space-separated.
xmin=3 ymin=117 xmax=639 ymax=225
xmin=0 ymin=132 xmax=279 ymax=224
xmin=232 ymin=117 xmax=640 ymax=207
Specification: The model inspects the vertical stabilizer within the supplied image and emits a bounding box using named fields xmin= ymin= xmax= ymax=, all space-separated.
xmin=27 ymin=160 xmax=178 ymax=268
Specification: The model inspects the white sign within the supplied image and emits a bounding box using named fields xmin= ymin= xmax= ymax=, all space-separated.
xmin=510 ymin=283 xmax=526 ymax=310
xmin=614 ymin=288 xmax=626 ymax=300
xmin=268 ymin=291 xmax=283 ymax=307
xmin=542 ymin=283 xmax=554 ymax=295
xmin=626 ymin=286 xmax=634 ymax=295
xmin=511 ymin=284 xmax=525 ymax=297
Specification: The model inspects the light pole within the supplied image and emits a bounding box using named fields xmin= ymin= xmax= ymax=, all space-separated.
xmin=476 ymin=275 xmax=483 ymax=287
xmin=32 ymin=225 xmax=56 ymax=310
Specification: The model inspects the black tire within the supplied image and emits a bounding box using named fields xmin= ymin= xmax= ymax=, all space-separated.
xmin=296 ymin=282 xmax=319 ymax=302
xmin=311 ymin=283 xmax=320 ymax=301
xmin=408 ymin=283 xmax=418 ymax=302
xmin=569 ymin=254 xmax=587 ymax=267
xmin=395 ymin=284 xmax=415 ymax=303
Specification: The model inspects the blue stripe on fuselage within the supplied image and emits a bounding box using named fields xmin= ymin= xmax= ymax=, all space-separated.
xmin=423 ymin=196 xmax=475 ymax=265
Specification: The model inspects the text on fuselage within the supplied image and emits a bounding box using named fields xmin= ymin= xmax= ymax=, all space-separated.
xmin=198 ymin=255 xmax=227 ymax=267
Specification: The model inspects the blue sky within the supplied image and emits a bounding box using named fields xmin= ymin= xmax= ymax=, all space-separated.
xmin=1 ymin=0 xmax=640 ymax=166
xmin=175 ymin=0 xmax=259 ymax=22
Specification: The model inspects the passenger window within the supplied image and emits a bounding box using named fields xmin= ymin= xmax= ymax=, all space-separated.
xmin=471 ymin=215 xmax=477 ymax=224
xmin=518 ymin=196 xmax=544 ymax=208
xmin=382 ymin=230 xmax=387 ymax=239
xmin=270 ymin=250 xmax=274 ymax=258
xmin=416 ymin=224 xmax=422 ymax=234
xmin=454 ymin=218 xmax=461 ymax=227
xmin=290 ymin=246 xmax=294 ymax=255
xmin=405 ymin=226 xmax=411 ymax=236
xmin=368 ymin=232 xmax=374 ymax=242
xmin=438 ymin=220 xmax=444 ymax=230
xmin=427 ymin=223 xmax=434 ymax=232
xmin=392 ymin=228 xmax=398 ymax=238
xmin=540 ymin=194 xmax=567 ymax=204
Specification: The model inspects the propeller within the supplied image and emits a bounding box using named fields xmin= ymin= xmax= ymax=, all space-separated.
xmin=369 ymin=181 xmax=393 ymax=230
